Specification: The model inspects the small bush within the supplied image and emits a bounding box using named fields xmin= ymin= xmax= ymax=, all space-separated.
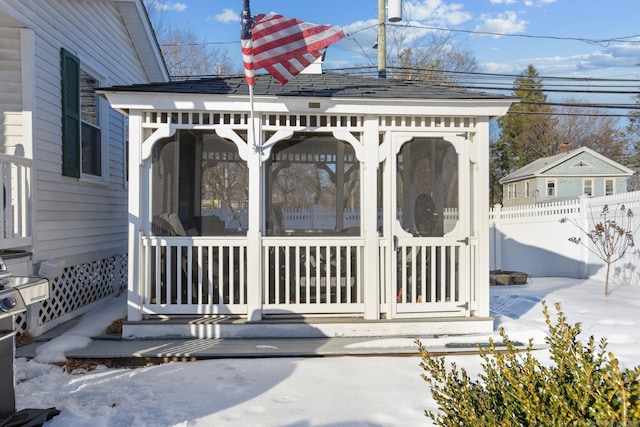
xmin=418 ymin=302 xmax=640 ymax=426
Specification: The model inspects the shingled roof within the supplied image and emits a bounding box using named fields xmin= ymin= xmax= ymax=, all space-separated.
xmin=100 ymin=72 xmax=515 ymax=101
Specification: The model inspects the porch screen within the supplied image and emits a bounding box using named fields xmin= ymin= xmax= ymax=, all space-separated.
xmin=397 ymin=137 xmax=459 ymax=237
xmin=151 ymin=130 xmax=248 ymax=236
xmin=265 ymin=133 xmax=360 ymax=236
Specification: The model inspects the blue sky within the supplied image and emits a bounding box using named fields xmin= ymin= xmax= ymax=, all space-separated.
xmin=147 ymin=0 xmax=640 ymax=106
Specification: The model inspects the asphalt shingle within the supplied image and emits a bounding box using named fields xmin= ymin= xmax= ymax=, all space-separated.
xmin=101 ymin=72 xmax=515 ymax=100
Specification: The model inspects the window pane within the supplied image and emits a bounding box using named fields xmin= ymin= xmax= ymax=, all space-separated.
xmin=80 ymin=69 xmax=101 ymax=176
xmin=605 ymin=179 xmax=614 ymax=195
xmin=80 ymin=71 xmax=99 ymax=126
xmin=547 ymin=181 xmax=555 ymax=196
xmin=82 ymin=122 xmax=101 ymax=175
xmin=266 ymin=133 xmax=360 ymax=236
xmin=584 ymin=179 xmax=592 ymax=196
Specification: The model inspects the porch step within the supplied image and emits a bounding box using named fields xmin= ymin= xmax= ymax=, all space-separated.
xmin=122 ymin=316 xmax=494 ymax=339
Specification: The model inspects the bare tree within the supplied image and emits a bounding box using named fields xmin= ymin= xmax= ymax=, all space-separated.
xmin=554 ymin=100 xmax=630 ymax=164
xmin=562 ymin=204 xmax=638 ymax=296
xmin=161 ymin=28 xmax=235 ymax=78
xmin=386 ymin=25 xmax=478 ymax=83
xmin=143 ymin=0 xmax=236 ymax=78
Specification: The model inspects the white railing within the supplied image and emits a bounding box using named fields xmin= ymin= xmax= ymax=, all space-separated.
xmin=140 ymin=236 xmax=248 ymax=315
xmin=262 ymin=236 xmax=365 ymax=314
xmin=0 ymin=154 xmax=32 ymax=249
xmin=391 ymin=237 xmax=473 ymax=317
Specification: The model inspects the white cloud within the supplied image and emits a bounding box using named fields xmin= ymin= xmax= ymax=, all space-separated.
xmin=214 ymin=8 xmax=239 ymax=23
xmin=404 ymin=0 xmax=472 ymax=26
xmin=489 ymin=0 xmax=517 ymax=4
xmin=524 ymin=0 xmax=557 ymax=5
xmin=481 ymin=41 xmax=640 ymax=77
xmin=475 ymin=11 xmax=527 ymax=37
xmin=150 ymin=1 xmax=187 ymax=12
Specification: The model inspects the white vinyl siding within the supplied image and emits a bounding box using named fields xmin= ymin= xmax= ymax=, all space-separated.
xmin=1 ymin=0 xmax=151 ymax=263
xmin=0 ymin=26 xmax=23 ymax=154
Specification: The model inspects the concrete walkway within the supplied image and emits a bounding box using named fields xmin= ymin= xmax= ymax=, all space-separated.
xmin=16 ymin=315 xmax=508 ymax=361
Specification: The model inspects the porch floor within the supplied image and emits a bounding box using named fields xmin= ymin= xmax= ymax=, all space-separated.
xmin=122 ymin=314 xmax=494 ymax=340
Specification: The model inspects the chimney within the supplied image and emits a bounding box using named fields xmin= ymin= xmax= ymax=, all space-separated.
xmin=559 ymin=142 xmax=571 ymax=154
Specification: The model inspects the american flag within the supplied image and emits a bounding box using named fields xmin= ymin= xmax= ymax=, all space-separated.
xmin=240 ymin=0 xmax=255 ymax=86
xmin=241 ymin=2 xmax=345 ymax=86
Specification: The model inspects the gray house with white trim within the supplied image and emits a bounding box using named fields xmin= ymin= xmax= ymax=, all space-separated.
xmin=500 ymin=146 xmax=634 ymax=206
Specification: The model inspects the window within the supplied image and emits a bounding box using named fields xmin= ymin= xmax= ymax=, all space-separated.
xmin=583 ymin=179 xmax=593 ymax=196
xmin=546 ymin=180 xmax=556 ymax=197
xmin=61 ymin=48 xmax=104 ymax=178
xmin=525 ymin=181 xmax=530 ymax=198
xmin=605 ymin=179 xmax=614 ymax=196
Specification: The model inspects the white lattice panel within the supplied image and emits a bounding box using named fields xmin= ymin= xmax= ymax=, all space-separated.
xmin=16 ymin=254 xmax=127 ymax=336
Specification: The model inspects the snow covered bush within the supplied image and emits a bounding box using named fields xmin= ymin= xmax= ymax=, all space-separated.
xmin=418 ymin=302 xmax=640 ymax=426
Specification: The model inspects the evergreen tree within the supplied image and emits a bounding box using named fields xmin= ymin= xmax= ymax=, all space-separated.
xmin=490 ymin=65 xmax=557 ymax=204
xmin=625 ymin=92 xmax=640 ymax=190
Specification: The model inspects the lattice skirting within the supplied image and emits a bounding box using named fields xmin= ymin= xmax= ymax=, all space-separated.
xmin=15 ymin=254 xmax=128 ymax=336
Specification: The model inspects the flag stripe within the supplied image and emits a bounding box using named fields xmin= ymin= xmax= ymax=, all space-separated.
xmin=254 ymin=28 xmax=343 ymax=67
xmin=241 ymin=10 xmax=345 ymax=86
xmin=252 ymin=16 xmax=343 ymax=66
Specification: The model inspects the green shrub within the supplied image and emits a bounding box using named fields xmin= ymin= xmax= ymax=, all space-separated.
xmin=418 ymin=302 xmax=640 ymax=426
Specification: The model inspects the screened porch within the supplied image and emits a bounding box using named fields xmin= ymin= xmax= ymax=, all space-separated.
xmin=99 ymin=72 xmax=514 ymax=337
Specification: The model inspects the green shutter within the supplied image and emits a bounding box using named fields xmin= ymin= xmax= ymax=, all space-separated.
xmin=61 ymin=48 xmax=80 ymax=177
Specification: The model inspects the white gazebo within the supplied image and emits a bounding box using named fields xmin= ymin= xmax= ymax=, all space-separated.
xmin=99 ymin=72 xmax=516 ymax=338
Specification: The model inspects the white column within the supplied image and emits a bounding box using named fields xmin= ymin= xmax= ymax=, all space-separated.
xmin=127 ymin=111 xmax=143 ymax=321
xmin=474 ymin=118 xmax=491 ymax=317
xmin=246 ymin=116 xmax=263 ymax=321
xmin=362 ymin=116 xmax=380 ymax=319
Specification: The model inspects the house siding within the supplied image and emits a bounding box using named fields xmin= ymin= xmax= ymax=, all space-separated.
xmin=1 ymin=0 xmax=150 ymax=264
xmin=0 ymin=25 xmax=22 ymax=154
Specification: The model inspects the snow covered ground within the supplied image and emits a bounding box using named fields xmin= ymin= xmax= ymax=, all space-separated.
xmin=12 ymin=277 xmax=640 ymax=426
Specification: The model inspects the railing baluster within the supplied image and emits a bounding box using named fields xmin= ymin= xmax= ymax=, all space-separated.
xmin=217 ymin=245 xmax=223 ymax=304
xmin=207 ymin=245 xmax=213 ymax=306
xmin=239 ymin=246 xmax=245 ymax=304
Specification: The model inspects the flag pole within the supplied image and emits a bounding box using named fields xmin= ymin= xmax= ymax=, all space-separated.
xmin=249 ymin=84 xmax=258 ymax=153
xmin=242 ymin=0 xmax=258 ymax=152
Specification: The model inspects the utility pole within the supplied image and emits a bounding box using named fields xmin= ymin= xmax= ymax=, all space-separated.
xmin=377 ymin=0 xmax=386 ymax=79
xmin=377 ymin=0 xmax=401 ymax=79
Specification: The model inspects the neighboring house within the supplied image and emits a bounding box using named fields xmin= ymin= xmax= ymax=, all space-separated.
xmin=0 ymin=0 xmax=168 ymax=336
xmin=500 ymin=145 xmax=634 ymax=207
xmin=100 ymin=70 xmax=516 ymax=339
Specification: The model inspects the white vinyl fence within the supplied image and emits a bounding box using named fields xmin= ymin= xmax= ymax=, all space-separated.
xmin=490 ymin=191 xmax=640 ymax=286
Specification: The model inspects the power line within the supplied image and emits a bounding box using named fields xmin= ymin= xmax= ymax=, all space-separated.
xmin=387 ymin=23 xmax=640 ymax=47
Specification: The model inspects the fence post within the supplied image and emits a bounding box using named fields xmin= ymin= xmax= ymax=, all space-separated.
xmin=578 ymin=195 xmax=590 ymax=279
xmin=492 ymin=203 xmax=502 ymax=271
